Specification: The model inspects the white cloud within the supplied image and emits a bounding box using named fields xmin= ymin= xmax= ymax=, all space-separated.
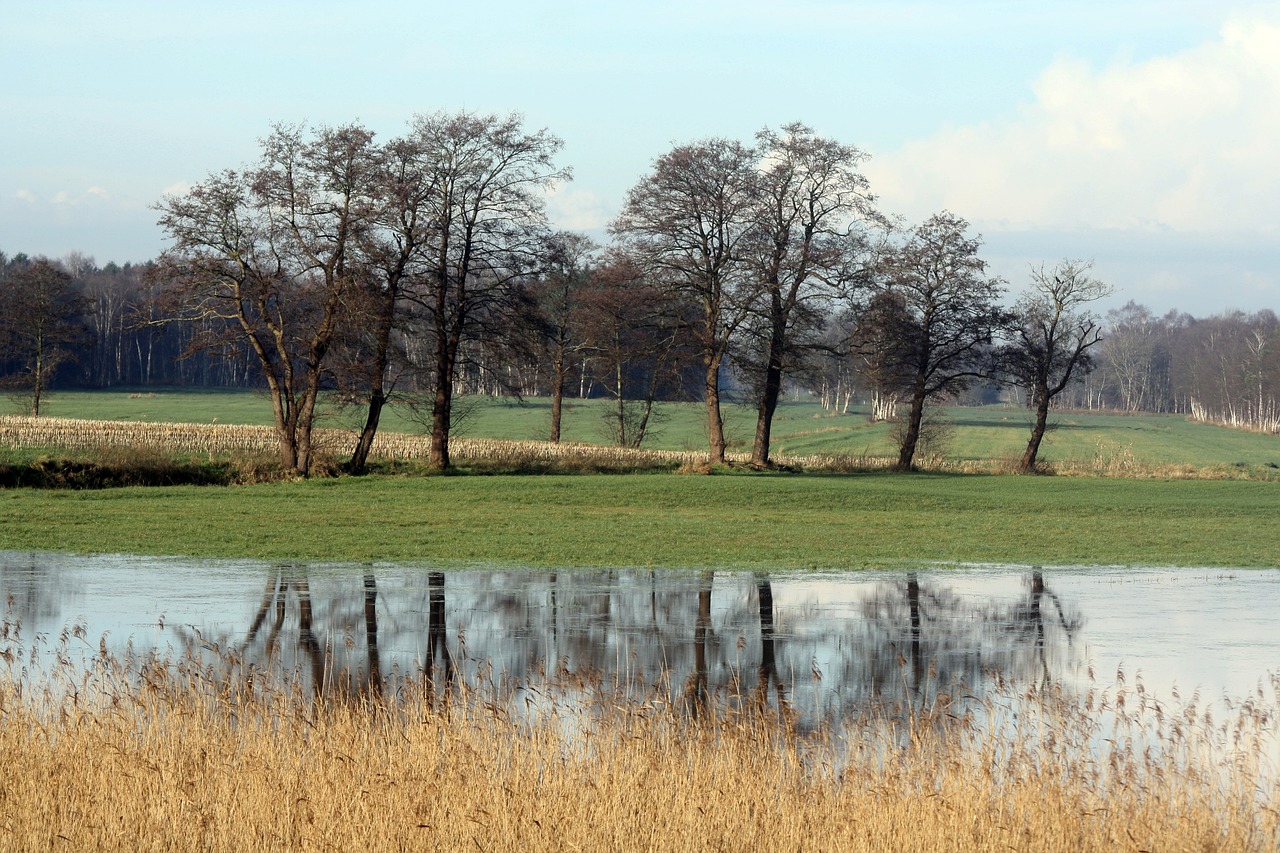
xmin=545 ymin=186 xmax=609 ymax=232
xmin=13 ymin=189 xmax=37 ymax=203
xmin=48 ymin=187 xmax=111 ymax=207
xmin=866 ymin=6 xmax=1280 ymax=235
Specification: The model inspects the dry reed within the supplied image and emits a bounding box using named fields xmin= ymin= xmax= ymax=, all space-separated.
xmin=1 ymin=623 xmax=1277 ymax=852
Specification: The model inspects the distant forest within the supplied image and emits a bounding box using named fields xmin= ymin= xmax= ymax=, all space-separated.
xmin=3 ymin=248 xmax=1276 ymax=434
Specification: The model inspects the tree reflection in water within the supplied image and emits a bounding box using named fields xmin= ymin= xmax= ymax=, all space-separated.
xmin=683 ymin=571 xmax=713 ymax=718
xmin=1019 ymin=570 xmax=1081 ymax=686
xmin=142 ymin=568 xmax=1080 ymax=731
xmin=752 ymin=573 xmax=791 ymax=724
xmin=423 ymin=570 xmax=454 ymax=705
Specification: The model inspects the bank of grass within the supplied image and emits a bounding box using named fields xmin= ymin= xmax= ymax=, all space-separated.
xmin=2 ymin=474 xmax=1278 ymax=567
xmin=1 ymin=640 xmax=1275 ymax=852
xmin=0 ymin=444 xmax=296 ymax=488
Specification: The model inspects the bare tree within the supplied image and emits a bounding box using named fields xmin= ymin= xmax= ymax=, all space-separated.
xmin=1099 ymin=301 xmax=1178 ymax=413
xmin=1179 ymin=310 xmax=1280 ymax=432
xmin=744 ymin=123 xmax=877 ymax=466
xmin=1000 ymin=260 xmax=1112 ymax=472
xmin=402 ymin=111 xmax=569 ymax=470
xmin=341 ymin=134 xmax=431 ymax=474
xmin=577 ymin=257 xmax=692 ymax=448
xmin=611 ymin=138 xmax=761 ymax=464
xmin=874 ymin=212 xmax=1008 ymax=470
xmin=79 ymin=261 xmax=144 ymax=387
xmin=846 ymin=290 xmax=916 ymax=422
xmin=154 ymin=122 xmax=380 ymax=475
xmin=530 ymin=232 xmax=597 ymax=443
xmin=0 ymin=257 xmax=91 ymax=415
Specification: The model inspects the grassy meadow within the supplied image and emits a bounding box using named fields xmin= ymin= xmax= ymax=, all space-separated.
xmin=2 ymin=472 xmax=1278 ymax=567
xmin=3 ymin=387 xmax=1280 ymax=567
xmin=11 ymin=386 xmax=1280 ymax=470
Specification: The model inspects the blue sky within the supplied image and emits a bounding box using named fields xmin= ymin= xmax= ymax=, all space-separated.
xmin=3 ymin=1 xmax=1277 ymax=315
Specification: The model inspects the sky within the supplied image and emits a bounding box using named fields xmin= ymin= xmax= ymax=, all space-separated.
xmin=3 ymin=0 xmax=1278 ymax=317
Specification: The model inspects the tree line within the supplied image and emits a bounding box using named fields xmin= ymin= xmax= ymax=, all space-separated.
xmin=2 ymin=112 xmax=1275 ymax=475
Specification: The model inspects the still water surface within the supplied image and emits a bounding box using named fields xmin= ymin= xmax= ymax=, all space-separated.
xmin=2 ymin=552 xmax=1277 ymax=727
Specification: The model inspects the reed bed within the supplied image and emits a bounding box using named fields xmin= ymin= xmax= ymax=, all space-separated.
xmin=2 ymin=623 xmax=1278 ymax=852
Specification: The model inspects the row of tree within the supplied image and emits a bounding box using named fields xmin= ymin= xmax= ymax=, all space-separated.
xmin=2 ymin=112 xmax=1273 ymax=474
xmin=0 ymin=253 xmax=262 ymax=397
xmin=1060 ymin=303 xmax=1280 ymax=432
xmin=806 ymin=301 xmax=1280 ymax=436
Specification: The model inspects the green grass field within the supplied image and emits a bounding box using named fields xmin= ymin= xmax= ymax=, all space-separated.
xmin=2 ymin=473 xmax=1277 ymax=568
xmin=11 ymin=387 xmax=1280 ymax=469
xmin=4 ymin=389 xmax=1279 ymax=568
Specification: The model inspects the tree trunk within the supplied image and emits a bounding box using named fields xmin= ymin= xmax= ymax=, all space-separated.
xmin=430 ymin=325 xmax=460 ymax=471
xmin=349 ymin=292 xmax=397 ymax=474
xmin=705 ymin=357 xmax=727 ymax=464
xmin=430 ymin=279 xmax=462 ymax=471
xmin=294 ymin=372 xmax=324 ymax=476
xmin=1020 ymin=384 xmax=1051 ymax=472
xmin=262 ymin=375 xmax=300 ymax=473
xmin=751 ymin=323 xmax=786 ymax=467
xmin=275 ymin=427 xmax=298 ymax=472
xmin=31 ymin=366 xmax=43 ymax=418
xmin=613 ymin=356 xmax=627 ymax=446
xmin=350 ymin=390 xmax=385 ymax=473
xmin=872 ymin=390 xmax=898 ymax=422
xmin=896 ymin=386 xmax=927 ymax=471
xmin=430 ymin=383 xmax=452 ymax=471
xmin=550 ymin=349 xmax=565 ymax=443
xmin=30 ymin=329 xmax=46 ymax=417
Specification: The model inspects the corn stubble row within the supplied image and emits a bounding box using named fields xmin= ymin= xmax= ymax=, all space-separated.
xmin=0 ymin=415 xmax=884 ymax=471
xmin=1 ymin=638 xmax=1277 ymax=853
xmin=5 ymin=414 xmax=1272 ymax=479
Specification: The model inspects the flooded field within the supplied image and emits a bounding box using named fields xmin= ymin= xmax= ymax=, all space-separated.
xmin=5 ymin=551 xmax=1280 ymax=850
xmin=3 ymin=552 xmax=1277 ymax=726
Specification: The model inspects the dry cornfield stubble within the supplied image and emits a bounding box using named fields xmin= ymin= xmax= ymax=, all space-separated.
xmin=0 ymin=414 xmax=871 ymax=472
xmin=3 ymin=414 xmax=1273 ymax=479
xmin=1 ymin=625 xmax=1277 ymax=852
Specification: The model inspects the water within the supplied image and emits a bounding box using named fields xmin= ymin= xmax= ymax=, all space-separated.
xmin=4 ymin=552 xmax=1278 ymax=727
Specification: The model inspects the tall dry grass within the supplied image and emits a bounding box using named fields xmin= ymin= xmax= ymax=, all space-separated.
xmin=0 ymin=415 xmax=872 ymax=474
xmin=3 ymin=415 xmax=1279 ymax=479
xmin=1 ymin=622 xmax=1277 ymax=852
